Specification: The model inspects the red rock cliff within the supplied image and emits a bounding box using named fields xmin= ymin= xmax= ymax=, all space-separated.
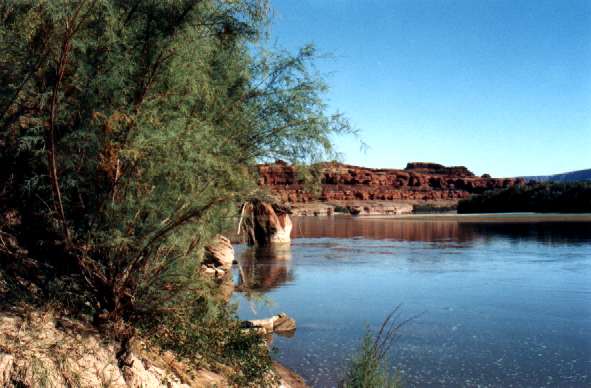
xmin=257 ymin=161 xmax=524 ymax=203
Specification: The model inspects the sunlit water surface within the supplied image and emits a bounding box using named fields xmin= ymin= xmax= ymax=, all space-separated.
xmin=232 ymin=216 xmax=591 ymax=387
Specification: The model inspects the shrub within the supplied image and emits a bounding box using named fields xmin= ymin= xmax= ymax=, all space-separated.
xmin=343 ymin=332 xmax=402 ymax=388
xmin=457 ymin=182 xmax=591 ymax=213
xmin=342 ymin=306 xmax=414 ymax=388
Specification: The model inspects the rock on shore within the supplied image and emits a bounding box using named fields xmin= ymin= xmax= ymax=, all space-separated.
xmin=201 ymin=234 xmax=235 ymax=280
xmin=243 ymin=313 xmax=296 ymax=335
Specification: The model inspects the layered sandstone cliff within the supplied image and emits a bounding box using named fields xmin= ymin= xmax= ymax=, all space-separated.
xmin=257 ymin=161 xmax=524 ymax=203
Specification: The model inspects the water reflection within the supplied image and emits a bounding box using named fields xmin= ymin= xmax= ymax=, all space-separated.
xmin=292 ymin=216 xmax=591 ymax=244
xmin=236 ymin=245 xmax=294 ymax=291
xmin=463 ymin=221 xmax=591 ymax=244
xmin=234 ymin=216 xmax=591 ymax=387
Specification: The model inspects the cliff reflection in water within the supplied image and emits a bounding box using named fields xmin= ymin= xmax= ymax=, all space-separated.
xmin=236 ymin=217 xmax=590 ymax=292
xmin=237 ymin=245 xmax=294 ymax=291
xmin=292 ymin=216 xmax=466 ymax=241
xmin=291 ymin=215 xmax=591 ymax=244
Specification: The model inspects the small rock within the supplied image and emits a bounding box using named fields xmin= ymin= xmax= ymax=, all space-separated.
xmin=273 ymin=313 xmax=296 ymax=333
xmin=244 ymin=313 xmax=296 ymax=335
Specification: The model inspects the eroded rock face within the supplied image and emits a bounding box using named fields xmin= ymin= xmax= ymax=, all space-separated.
xmin=257 ymin=161 xmax=525 ymax=203
xmin=240 ymin=200 xmax=292 ymax=245
xmin=0 ymin=310 xmax=203 ymax=388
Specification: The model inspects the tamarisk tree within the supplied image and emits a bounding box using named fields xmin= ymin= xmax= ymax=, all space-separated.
xmin=0 ymin=0 xmax=351 ymax=344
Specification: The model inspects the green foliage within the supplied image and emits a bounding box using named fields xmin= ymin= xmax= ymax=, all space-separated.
xmin=457 ymin=182 xmax=591 ymax=213
xmin=223 ymin=323 xmax=277 ymax=387
xmin=412 ymin=203 xmax=457 ymax=214
xmin=333 ymin=205 xmax=351 ymax=214
xmin=137 ymin=293 xmax=274 ymax=386
xmin=343 ymin=306 xmax=410 ymax=388
xmin=295 ymin=162 xmax=325 ymax=197
xmin=0 ymin=0 xmax=353 ymax=382
xmin=343 ymin=332 xmax=402 ymax=388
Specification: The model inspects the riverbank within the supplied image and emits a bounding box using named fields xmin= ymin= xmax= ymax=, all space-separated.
xmin=457 ymin=182 xmax=591 ymax=213
xmin=0 ymin=243 xmax=307 ymax=388
xmin=348 ymin=212 xmax=591 ymax=222
xmin=290 ymin=200 xmax=458 ymax=216
xmin=0 ymin=302 xmax=308 ymax=388
xmin=289 ymin=200 xmax=591 ymax=221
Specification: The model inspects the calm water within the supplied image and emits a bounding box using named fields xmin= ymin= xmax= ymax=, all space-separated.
xmin=233 ymin=216 xmax=591 ymax=387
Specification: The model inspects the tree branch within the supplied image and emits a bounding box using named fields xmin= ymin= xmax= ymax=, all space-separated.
xmin=115 ymin=196 xmax=228 ymax=294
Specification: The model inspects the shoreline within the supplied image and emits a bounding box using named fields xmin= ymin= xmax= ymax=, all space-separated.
xmin=340 ymin=212 xmax=591 ymax=222
xmin=287 ymin=200 xmax=591 ymax=222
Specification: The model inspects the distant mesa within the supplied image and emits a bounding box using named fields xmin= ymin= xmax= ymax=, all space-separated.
xmin=520 ymin=168 xmax=591 ymax=183
xmin=258 ymin=160 xmax=524 ymax=203
xmin=404 ymin=162 xmax=474 ymax=177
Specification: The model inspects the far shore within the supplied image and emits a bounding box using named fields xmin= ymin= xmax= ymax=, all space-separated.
xmin=296 ymin=212 xmax=591 ymax=222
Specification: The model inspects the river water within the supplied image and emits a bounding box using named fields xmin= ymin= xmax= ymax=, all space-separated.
xmin=233 ymin=215 xmax=591 ymax=387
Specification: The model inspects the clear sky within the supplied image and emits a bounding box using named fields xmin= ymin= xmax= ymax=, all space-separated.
xmin=268 ymin=0 xmax=591 ymax=177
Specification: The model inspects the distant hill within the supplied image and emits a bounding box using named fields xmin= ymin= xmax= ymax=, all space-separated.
xmin=521 ymin=169 xmax=591 ymax=183
xmin=458 ymin=182 xmax=591 ymax=213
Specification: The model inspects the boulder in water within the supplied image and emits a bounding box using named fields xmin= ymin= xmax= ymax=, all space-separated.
xmin=239 ymin=200 xmax=292 ymax=245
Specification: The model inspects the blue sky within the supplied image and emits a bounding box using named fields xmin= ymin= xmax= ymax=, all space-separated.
xmin=267 ymin=0 xmax=591 ymax=177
